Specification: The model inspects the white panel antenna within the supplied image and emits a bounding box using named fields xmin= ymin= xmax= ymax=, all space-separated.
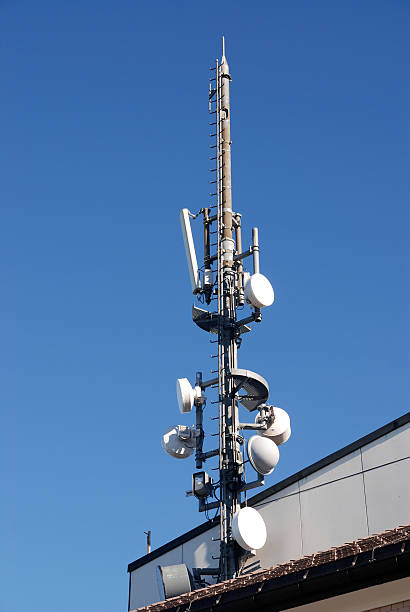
xmin=180 ymin=208 xmax=201 ymax=293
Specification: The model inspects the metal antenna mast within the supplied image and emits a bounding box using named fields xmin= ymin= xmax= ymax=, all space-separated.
xmin=215 ymin=36 xmax=241 ymax=581
xmin=204 ymin=36 xmax=268 ymax=581
xmin=160 ymin=38 xmax=290 ymax=592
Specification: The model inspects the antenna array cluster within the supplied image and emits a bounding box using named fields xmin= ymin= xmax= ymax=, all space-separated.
xmin=157 ymin=39 xmax=291 ymax=596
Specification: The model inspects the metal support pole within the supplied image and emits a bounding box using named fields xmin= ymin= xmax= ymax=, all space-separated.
xmin=144 ymin=530 xmax=151 ymax=555
xmin=195 ymin=372 xmax=204 ymax=469
xmin=252 ymin=227 xmax=260 ymax=274
xmin=203 ymin=208 xmax=211 ymax=266
xmin=220 ymin=41 xmax=234 ymax=269
xmin=235 ymin=214 xmax=244 ymax=305
xmin=203 ymin=208 xmax=213 ymax=304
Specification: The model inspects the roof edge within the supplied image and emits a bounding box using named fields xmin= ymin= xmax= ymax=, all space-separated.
xmin=132 ymin=524 xmax=410 ymax=612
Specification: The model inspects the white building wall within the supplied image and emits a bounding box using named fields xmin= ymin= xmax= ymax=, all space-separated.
xmin=129 ymin=420 xmax=410 ymax=610
xmin=181 ymin=525 xmax=219 ymax=570
xmin=254 ymin=482 xmax=302 ymax=569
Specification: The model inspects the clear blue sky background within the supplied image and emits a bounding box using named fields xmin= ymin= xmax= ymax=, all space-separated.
xmin=1 ymin=1 xmax=409 ymax=611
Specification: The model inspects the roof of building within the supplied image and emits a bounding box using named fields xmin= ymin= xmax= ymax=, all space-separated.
xmin=128 ymin=412 xmax=410 ymax=573
xmin=131 ymin=524 xmax=410 ymax=612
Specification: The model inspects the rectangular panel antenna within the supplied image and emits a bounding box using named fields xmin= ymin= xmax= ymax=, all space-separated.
xmin=180 ymin=208 xmax=201 ymax=293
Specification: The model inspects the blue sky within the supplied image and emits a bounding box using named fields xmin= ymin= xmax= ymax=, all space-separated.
xmin=1 ymin=2 xmax=409 ymax=611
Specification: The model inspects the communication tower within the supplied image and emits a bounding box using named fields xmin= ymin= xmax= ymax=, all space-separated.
xmin=158 ymin=38 xmax=291 ymax=596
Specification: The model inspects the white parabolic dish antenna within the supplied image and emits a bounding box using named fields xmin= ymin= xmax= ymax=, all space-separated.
xmin=232 ymin=507 xmax=267 ymax=551
xmin=244 ymin=273 xmax=274 ymax=308
xmin=176 ymin=378 xmax=194 ymax=414
xmin=247 ymin=435 xmax=279 ymax=476
xmin=257 ymin=407 xmax=291 ymax=445
xmin=162 ymin=425 xmax=196 ymax=459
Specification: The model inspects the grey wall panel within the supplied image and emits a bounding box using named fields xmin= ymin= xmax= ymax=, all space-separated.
xmin=361 ymin=423 xmax=410 ymax=470
xmin=182 ymin=525 xmax=219 ymax=576
xmin=364 ymin=458 xmax=410 ymax=535
xmin=259 ymin=481 xmax=300 ymax=502
xmin=299 ymin=450 xmax=362 ymax=492
xmin=300 ymin=474 xmax=368 ymax=556
xmin=129 ymin=547 xmax=182 ymax=610
xmin=255 ymin=483 xmax=302 ymax=568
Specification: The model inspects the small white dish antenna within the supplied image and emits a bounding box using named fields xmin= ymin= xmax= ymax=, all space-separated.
xmin=256 ymin=407 xmax=291 ymax=445
xmin=176 ymin=378 xmax=194 ymax=413
xmin=232 ymin=507 xmax=267 ymax=551
xmin=244 ymin=273 xmax=274 ymax=308
xmin=247 ymin=435 xmax=279 ymax=476
xmin=176 ymin=378 xmax=203 ymax=413
xmin=162 ymin=425 xmax=197 ymax=459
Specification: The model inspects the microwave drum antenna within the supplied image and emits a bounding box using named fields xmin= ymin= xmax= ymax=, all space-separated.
xmin=162 ymin=425 xmax=196 ymax=459
xmin=176 ymin=378 xmax=195 ymax=413
xmin=156 ymin=564 xmax=192 ymax=600
xmin=257 ymin=407 xmax=291 ymax=445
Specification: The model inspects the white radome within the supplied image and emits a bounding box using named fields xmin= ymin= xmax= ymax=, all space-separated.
xmin=162 ymin=425 xmax=196 ymax=459
xmin=257 ymin=407 xmax=291 ymax=445
xmin=232 ymin=507 xmax=267 ymax=551
xmin=247 ymin=435 xmax=279 ymax=476
xmin=244 ymin=273 xmax=274 ymax=309
xmin=176 ymin=378 xmax=195 ymax=413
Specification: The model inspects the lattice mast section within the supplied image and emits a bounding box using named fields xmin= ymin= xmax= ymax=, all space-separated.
xmin=214 ymin=39 xmax=242 ymax=581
